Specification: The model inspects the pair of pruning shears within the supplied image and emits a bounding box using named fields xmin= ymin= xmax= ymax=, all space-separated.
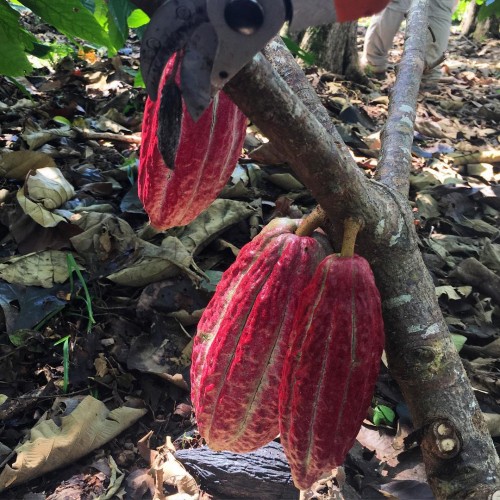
xmin=140 ymin=0 xmax=390 ymax=120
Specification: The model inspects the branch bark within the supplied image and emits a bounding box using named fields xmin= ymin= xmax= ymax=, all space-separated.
xmin=376 ymin=0 xmax=429 ymax=195
xmin=224 ymin=2 xmax=500 ymax=496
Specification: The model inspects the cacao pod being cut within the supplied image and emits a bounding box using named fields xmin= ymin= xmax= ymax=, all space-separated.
xmin=191 ymin=218 xmax=330 ymax=453
xmin=279 ymin=254 xmax=384 ymax=490
xmin=139 ymin=56 xmax=247 ymax=230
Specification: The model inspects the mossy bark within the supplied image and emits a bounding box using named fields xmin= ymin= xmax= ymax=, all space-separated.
xmin=300 ymin=22 xmax=367 ymax=83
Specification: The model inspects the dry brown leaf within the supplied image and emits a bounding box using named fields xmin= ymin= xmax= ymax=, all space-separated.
xmin=0 ymin=396 xmax=146 ymax=492
xmin=0 ymin=151 xmax=56 ymax=180
xmin=152 ymin=437 xmax=199 ymax=500
xmin=0 ymin=250 xmax=71 ymax=288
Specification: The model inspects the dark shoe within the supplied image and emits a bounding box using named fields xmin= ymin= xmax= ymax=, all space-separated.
xmin=361 ymin=62 xmax=387 ymax=80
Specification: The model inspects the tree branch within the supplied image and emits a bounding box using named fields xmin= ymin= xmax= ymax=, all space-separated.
xmin=227 ymin=54 xmax=403 ymax=246
xmin=375 ymin=0 xmax=429 ymax=195
xmin=224 ymin=18 xmax=500 ymax=500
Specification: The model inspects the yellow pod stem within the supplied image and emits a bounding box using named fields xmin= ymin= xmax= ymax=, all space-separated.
xmin=340 ymin=217 xmax=363 ymax=258
xmin=295 ymin=206 xmax=328 ymax=237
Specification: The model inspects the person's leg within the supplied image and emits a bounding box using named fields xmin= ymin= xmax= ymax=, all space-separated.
xmin=424 ymin=0 xmax=455 ymax=80
xmin=361 ymin=0 xmax=411 ymax=73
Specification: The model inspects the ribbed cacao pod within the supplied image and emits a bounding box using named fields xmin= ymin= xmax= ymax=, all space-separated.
xmin=139 ymin=56 xmax=247 ymax=230
xmin=279 ymin=254 xmax=384 ymax=490
xmin=191 ymin=219 xmax=331 ymax=453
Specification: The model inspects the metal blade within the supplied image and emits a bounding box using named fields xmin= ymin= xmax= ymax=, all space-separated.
xmin=207 ymin=0 xmax=287 ymax=92
xmin=180 ymin=22 xmax=218 ymax=121
xmin=140 ymin=0 xmax=209 ymax=101
xmin=157 ymin=73 xmax=183 ymax=169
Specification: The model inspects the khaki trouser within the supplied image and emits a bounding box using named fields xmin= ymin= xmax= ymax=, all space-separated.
xmin=361 ymin=0 xmax=456 ymax=79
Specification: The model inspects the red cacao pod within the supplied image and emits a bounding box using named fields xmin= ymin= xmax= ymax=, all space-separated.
xmin=139 ymin=57 xmax=247 ymax=230
xmin=279 ymin=254 xmax=384 ymax=490
xmin=191 ymin=219 xmax=330 ymax=453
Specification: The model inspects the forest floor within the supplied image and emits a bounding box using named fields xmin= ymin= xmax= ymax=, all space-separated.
xmin=0 ymin=17 xmax=499 ymax=500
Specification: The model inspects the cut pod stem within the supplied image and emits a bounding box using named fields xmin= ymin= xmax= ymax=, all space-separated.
xmin=340 ymin=217 xmax=363 ymax=257
xmin=295 ymin=205 xmax=327 ymax=237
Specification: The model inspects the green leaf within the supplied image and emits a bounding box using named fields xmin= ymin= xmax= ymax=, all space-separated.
xmin=81 ymin=0 xmax=95 ymax=12
xmin=0 ymin=0 xmax=33 ymax=76
xmin=9 ymin=328 xmax=36 ymax=347
xmin=128 ymin=9 xmax=149 ymax=28
xmin=54 ymin=335 xmax=71 ymax=393
xmin=452 ymin=0 xmax=469 ymax=20
xmin=108 ymin=0 xmax=132 ymax=39
xmin=133 ymin=68 xmax=145 ymax=88
xmin=478 ymin=0 xmax=500 ymax=20
xmin=106 ymin=0 xmax=133 ymax=50
xmin=53 ymin=115 xmax=72 ymax=127
xmin=92 ymin=0 xmax=108 ymax=27
xmin=67 ymin=253 xmax=95 ymax=333
xmin=373 ymin=404 xmax=396 ymax=426
xmin=281 ymin=35 xmax=315 ymax=66
xmin=19 ymin=0 xmax=111 ymax=49
xmin=451 ymin=333 xmax=467 ymax=352
xmin=27 ymin=41 xmax=53 ymax=58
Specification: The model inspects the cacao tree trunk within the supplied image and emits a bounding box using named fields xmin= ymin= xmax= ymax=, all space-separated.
xmin=300 ymin=22 xmax=367 ymax=83
xmin=473 ymin=15 xmax=499 ymax=41
xmin=460 ymin=0 xmax=479 ymax=36
xmin=461 ymin=0 xmax=499 ymax=40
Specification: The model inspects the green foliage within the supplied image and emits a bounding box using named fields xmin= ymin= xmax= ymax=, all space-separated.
xmin=108 ymin=0 xmax=134 ymax=44
xmin=8 ymin=329 xmax=37 ymax=347
xmin=453 ymin=0 xmax=499 ymax=21
xmin=478 ymin=0 xmax=500 ymax=20
xmin=452 ymin=333 xmax=467 ymax=352
xmin=128 ymin=9 xmax=150 ymax=28
xmin=453 ymin=0 xmax=469 ymax=20
xmin=54 ymin=335 xmax=71 ymax=392
xmin=67 ymin=253 xmax=95 ymax=334
xmin=53 ymin=115 xmax=72 ymax=126
xmin=133 ymin=67 xmax=145 ymax=88
xmin=0 ymin=0 xmax=34 ymax=76
xmin=20 ymin=0 xmax=111 ymax=48
xmin=282 ymin=36 xmax=316 ymax=66
xmin=91 ymin=0 xmax=133 ymax=53
xmin=373 ymin=404 xmax=396 ymax=426
xmin=0 ymin=0 xmax=145 ymax=78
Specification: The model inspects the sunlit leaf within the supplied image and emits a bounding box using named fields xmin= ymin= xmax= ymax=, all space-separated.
xmin=133 ymin=68 xmax=145 ymax=88
xmin=452 ymin=334 xmax=467 ymax=352
xmin=128 ymin=8 xmax=149 ymax=28
xmin=19 ymin=0 xmax=111 ymax=49
xmin=52 ymin=116 xmax=72 ymax=127
xmin=0 ymin=0 xmax=33 ymax=76
xmin=282 ymin=35 xmax=315 ymax=66
xmin=373 ymin=405 xmax=396 ymax=426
